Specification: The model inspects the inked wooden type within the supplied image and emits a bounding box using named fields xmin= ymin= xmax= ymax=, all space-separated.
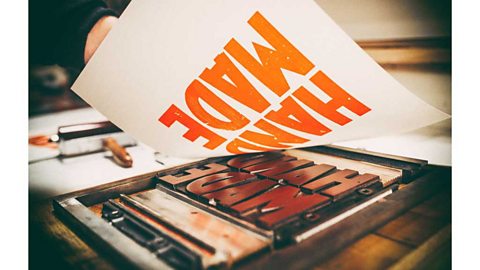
xmin=158 ymin=151 xmax=382 ymax=229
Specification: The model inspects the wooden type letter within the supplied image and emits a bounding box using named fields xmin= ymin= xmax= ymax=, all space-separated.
xmin=227 ymin=152 xmax=285 ymax=170
xmin=302 ymin=169 xmax=379 ymax=201
xmin=158 ymin=163 xmax=229 ymax=187
xmin=186 ymin=172 xmax=257 ymax=195
xmin=256 ymin=159 xmax=315 ymax=178
xmin=241 ymin=155 xmax=306 ymax=174
xmin=270 ymin=164 xmax=336 ymax=186
xmin=231 ymin=185 xmax=331 ymax=228
xmin=202 ymin=180 xmax=277 ymax=207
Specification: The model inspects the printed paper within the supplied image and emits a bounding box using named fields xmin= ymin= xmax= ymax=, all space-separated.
xmin=72 ymin=0 xmax=449 ymax=158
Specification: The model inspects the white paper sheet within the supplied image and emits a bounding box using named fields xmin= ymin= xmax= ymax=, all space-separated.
xmin=72 ymin=0 xmax=449 ymax=158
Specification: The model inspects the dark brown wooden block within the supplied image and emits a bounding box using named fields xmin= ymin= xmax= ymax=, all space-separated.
xmin=231 ymin=185 xmax=331 ymax=228
xmin=269 ymin=163 xmax=336 ymax=186
xmin=202 ymin=179 xmax=277 ymax=207
xmin=257 ymin=159 xmax=315 ymax=178
xmin=158 ymin=163 xmax=229 ymax=186
xmin=375 ymin=211 xmax=449 ymax=247
xmin=302 ymin=169 xmax=379 ymax=200
xmin=227 ymin=152 xmax=284 ymax=169
xmin=317 ymin=234 xmax=412 ymax=270
xmin=409 ymin=191 xmax=451 ymax=220
xmin=241 ymin=155 xmax=298 ymax=174
xmin=186 ymin=172 xmax=257 ymax=195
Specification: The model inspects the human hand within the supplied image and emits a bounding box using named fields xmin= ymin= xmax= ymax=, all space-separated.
xmin=84 ymin=15 xmax=118 ymax=63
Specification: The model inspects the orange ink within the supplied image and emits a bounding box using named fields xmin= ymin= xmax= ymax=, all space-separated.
xmin=226 ymin=138 xmax=275 ymax=154
xmin=28 ymin=135 xmax=58 ymax=149
xmin=159 ymin=11 xmax=372 ymax=154
xmin=265 ymin=97 xmax=331 ymax=136
xmin=185 ymin=79 xmax=250 ymax=130
xmin=239 ymin=119 xmax=308 ymax=148
xmin=294 ymin=71 xmax=371 ymax=125
xmin=200 ymin=52 xmax=270 ymax=113
xmin=159 ymin=104 xmax=226 ymax=150
xmin=225 ymin=12 xmax=314 ymax=97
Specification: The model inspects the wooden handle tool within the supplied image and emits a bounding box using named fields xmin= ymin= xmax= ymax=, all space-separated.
xmin=103 ymin=137 xmax=133 ymax=168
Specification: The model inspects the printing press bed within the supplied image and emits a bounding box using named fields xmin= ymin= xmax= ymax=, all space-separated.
xmin=29 ymin=145 xmax=451 ymax=270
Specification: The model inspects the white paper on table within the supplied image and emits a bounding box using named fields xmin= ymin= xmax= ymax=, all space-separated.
xmin=72 ymin=0 xmax=450 ymax=158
